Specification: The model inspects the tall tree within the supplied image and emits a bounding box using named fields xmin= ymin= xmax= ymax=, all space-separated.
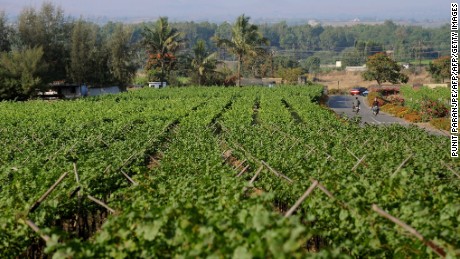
xmin=0 ymin=47 xmax=47 ymax=100
xmin=341 ymin=47 xmax=365 ymax=67
xmin=0 ymin=12 xmax=12 ymax=52
xmin=107 ymin=23 xmax=136 ymax=87
xmin=215 ymin=14 xmax=269 ymax=86
xmin=427 ymin=56 xmax=450 ymax=83
xmin=17 ymin=2 xmax=70 ymax=82
xmin=141 ymin=17 xmax=185 ymax=84
xmin=301 ymin=56 xmax=321 ymax=74
xmin=191 ymin=40 xmax=219 ymax=85
xmin=362 ymin=52 xmax=408 ymax=86
xmin=69 ymin=20 xmax=97 ymax=85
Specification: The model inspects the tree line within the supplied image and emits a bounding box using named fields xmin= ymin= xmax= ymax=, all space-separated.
xmin=0 ymin=2 xmax=451 ymax=100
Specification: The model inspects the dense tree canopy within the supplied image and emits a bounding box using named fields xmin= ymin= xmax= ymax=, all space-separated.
xmin=0 ymin=1 xmax=451 ymax=99
xmin=69 ymin=20 xmax=98 ymax=85
xmin=427 ymin=56 xmax=450 ymax=83
xmin=17 ymin=3 xmax=70 ymax=83
xmin=0 ymin=47 xmax=47 ymax=100
xmin=142 ymin=17 xmax=185 ymax=84
xmin=0 ymin=12 xmax=12 ymax=52
xmin=191 ymin=40 xmax=220 ymax=85
xmin=362 ymin=52 xmax=409 ymax=86
xmin=215 ymin=14 xmax=269 ymax=86
xmin=107 ymin=23 xmax=136 ymax=87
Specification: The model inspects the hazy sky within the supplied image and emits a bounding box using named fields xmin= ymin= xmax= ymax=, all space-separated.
xmin=0 ymin=0 xmax=452 ymax=21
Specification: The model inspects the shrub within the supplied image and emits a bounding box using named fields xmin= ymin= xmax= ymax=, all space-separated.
xmin=381 ymin=103 xmax=398 ymax=113
xmin=419 ymin=98 xmax=449 ymax=120
xmin=385 ymin=94 xmax=405 ymax=106
xmin=375 ymin=87 xmax=400 ymax=96
xmin=404 ymin=112 xmax=422 ymax=122
xmin=430 ymin=118 xmax=450 ymax=131
xmin=395 ymin=107 xmax=410 ymax=118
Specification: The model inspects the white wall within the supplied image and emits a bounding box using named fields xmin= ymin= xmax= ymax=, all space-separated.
xmin=89 ymin=86 xmax=121 ymax=96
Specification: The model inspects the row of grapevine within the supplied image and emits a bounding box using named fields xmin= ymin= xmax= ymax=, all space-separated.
xmin=0 ymin=88 xmax=212 ymax=256
xmin=399 ymin=85 xmax=450 ymax=113
xmin=0 ymin=86 xmax=458 ymax=258
xmin=217 ymin=86 xmax=459 ymax=257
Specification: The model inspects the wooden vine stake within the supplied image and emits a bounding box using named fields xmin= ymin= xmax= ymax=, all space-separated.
xmin=441 ymin=162 xmax=460 ymax=179
xmin=288 ymin=139 xmax=299 ymax=151
xmin=233 ymin=159 xmax=247 ymax=170
xmin=249 ymin=165 xmax=264 ymax=184
xmin=363 ymin=139 xmax=370 ymax=146
xmin=313 ymin=179 xmax=351 ymax=209
xmin=236 ymin=165 xmax=250 ymax=177
xmin=313 ymin=180 xmax=335 ymax=200
xmin=304 ymin=149 xmax=314 ymax=161
xmin=29 ymin=171 xmax=69 ymax=213
xmin=243 ymin=165 xmax=264 ymax=192
xmin=24 ymin=219 xmax=50 ymax=242
xmin=391 ymin=154 xmax=413 ymax=177
xmin=87 ymin=195 xmax=115 ymax=214
xmin=103 ymin=165 xmax=112 ymax=175
xmin=261 ymin=160 xmax=294 ymax=184
xmin=346 ymin=147 xmax=359 ymax=161
xmin=120 ymin=153 xmax=135 ymax=168
xmin=351 ymin=155 xmax=366 ymax=171
xmin=73 ymin=162 xmax=80 ymax=183
xmin=277 ymin=136 xmax=286 ymax=145
xmin=121 ymin=170 xmax=138 ymax=186
xmin=371 ymin=204 xmax=446 ymax=258
xmin=285 ymin=180 xmax=318 ymax=217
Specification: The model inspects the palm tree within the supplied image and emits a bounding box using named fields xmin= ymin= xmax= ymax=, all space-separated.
xmin=191 ymin=40 xmax=219 ymax=86
xmin=215 ymin=14 xmax=269 ymax=86
xmin=141 ymin=17 xmax=184 ymax=84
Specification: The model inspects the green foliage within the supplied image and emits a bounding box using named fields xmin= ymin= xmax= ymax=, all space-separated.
xmin=215 ymin=15 xmax=269 ymax=86
xmin=0 ymin=12 xmax=12 ymax=52
xmin=400 ymin=85 xmax=449 ymax=120
xmin=362 ymin=53 xmax=409 ymax=85
xmin=69 ymin=20 xmax=98 ymax=84
xmin=0 ymin=8 xmax=451 ymax=97
xmin=0 ymin=86 xmax=458 ymax=258
xmin=400 ymin=85 xmax=449 ymax=110
xmin=106 ymin=23 xmax=137 ymax=87
xmin=17 ymin=2 xmax=70 ymax=83
xmin=173 ymin=21 xmax=217 ymax=50
xmin=275 ymin=67 xmax=303 ymax=83
xmin=0 ymin=46 xmax=47 ymax=100
xmin=191 ymin=40 xmax=220 ymax=85
xmin=341 ymin=47 xmax=365 ymax=67
xmin=427 ymin=56 xmax=450 ymax=83
xmin=300 ymin=56 xmax=320 ymax=74
xmin=142 ymin=17 xmax=185 ymax=83
xmin=132 ymin=73 xmax=149 ymax=86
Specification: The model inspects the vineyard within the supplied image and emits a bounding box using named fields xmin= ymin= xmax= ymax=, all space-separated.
xmin=0 ymin=86 xmax=459 ymax=258
xmin=400 ymin=86 xmax=450 ymax=118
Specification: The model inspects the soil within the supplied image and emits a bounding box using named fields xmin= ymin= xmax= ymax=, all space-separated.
xmin=316 ymin=69 xmax=433 ymax=90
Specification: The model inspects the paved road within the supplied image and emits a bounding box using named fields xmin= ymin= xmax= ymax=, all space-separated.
xmin=327 ymin=95 xmax=450 ymax=136
xmin=327 ymin=95 xmax=409 ymax=125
